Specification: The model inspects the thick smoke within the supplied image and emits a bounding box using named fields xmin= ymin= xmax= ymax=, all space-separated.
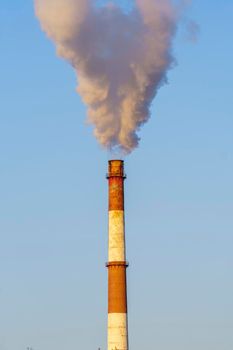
xmin=35 ymin=0 xmax=178 ymax=154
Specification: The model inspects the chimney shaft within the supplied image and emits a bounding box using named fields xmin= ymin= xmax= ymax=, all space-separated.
xmin=107 ymin=160 xmax=129 ymax=350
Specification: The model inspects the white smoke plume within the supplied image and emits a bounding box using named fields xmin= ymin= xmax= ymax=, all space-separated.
xmin=35 ymin=0 xmax=178 ymax=154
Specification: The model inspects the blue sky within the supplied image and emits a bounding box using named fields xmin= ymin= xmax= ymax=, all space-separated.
xmin=0 ymin=1 xmax=233 ymax=349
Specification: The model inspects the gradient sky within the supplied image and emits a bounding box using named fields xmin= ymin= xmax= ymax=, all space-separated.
xmin=0 ymin=1 xmax=233 ymax=350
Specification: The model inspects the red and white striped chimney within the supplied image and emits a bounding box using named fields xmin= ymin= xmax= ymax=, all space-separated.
xmin=106 ymin=160 xmax=129 ymax=350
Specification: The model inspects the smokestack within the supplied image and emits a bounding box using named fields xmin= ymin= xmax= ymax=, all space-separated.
xmin=106 ymin=160 xmax=128 ymax=350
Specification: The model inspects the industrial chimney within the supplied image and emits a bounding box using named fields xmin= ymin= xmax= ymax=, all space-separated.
xmin=106 ymin=160 xmax=129 ymax=350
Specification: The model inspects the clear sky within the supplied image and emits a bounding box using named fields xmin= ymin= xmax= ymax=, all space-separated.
xmin=0 ymin=1 xmax=233 ymax=349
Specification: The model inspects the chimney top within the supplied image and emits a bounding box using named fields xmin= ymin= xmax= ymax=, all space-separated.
xmin=107 ymin=160 xmax=126 ymax=179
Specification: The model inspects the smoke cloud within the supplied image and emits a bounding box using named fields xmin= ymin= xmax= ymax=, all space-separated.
xmin=35 ymin=0 xmax=178 ymax=154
